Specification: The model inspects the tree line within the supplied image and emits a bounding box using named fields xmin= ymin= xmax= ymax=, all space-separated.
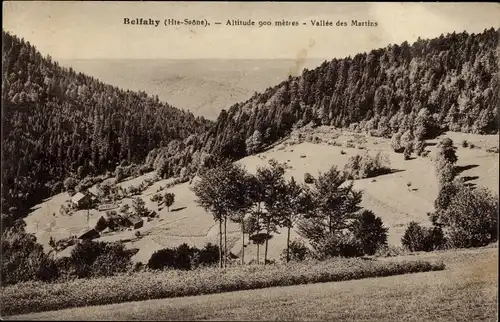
xmin=402 ymin=137 xmax=498 ymax=251
xmin=191 ymin=159 xmax=389 ymax=267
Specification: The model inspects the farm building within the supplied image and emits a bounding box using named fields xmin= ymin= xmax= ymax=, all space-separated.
xmin=127 ymin=215 xmax=144 ymax=229
xmin=77 ymin=228 xmax=100 ymax=240
xmin=71 ymin=192 xmax=91 ymax=209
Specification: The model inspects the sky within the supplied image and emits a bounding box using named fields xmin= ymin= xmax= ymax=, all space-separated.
xmin=3 ymin=2 xmax=500 ymax=60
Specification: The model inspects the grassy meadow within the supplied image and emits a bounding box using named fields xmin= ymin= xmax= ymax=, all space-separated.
xmin=2 ymin=257 xmax=444 ymax=317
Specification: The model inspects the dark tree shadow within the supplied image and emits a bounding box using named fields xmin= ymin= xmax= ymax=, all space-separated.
xmin=360 ymin=256 xmax=375 ymax=261
xmin=249 ymin=232 xmax=273 ymax=245
xmin=377 ymin=168 xmax=405 ymax=176
xmin=424 ymin=142 xmax=437 ymax=147
xmin=405 ymin=156 xmax=417 ymax=161
xmin=455 ymin=164 xmax=479 ymax=175
xmin=170 ymin=206 xmax=187 ymax=212
xmin=461 ymin=175 xmax=479 ymax=183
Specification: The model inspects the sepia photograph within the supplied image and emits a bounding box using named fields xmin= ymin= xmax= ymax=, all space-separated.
xmin=1 ymin=1 xmax=499 ymax=320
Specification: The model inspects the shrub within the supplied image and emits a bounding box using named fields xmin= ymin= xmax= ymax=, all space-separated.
xmin=400 ymin=130 xmax=414 ymax=150
xmin=280 ymin=239 xmax=310 ymax=262
xmin=401 ymin=222 xmax=445 ymax=252
xmin=196 ymin=243 xmax=220 ymax=268
xmin=304 ymin=172 xmax=315 ymax=184
xmin=63 ymin=176 xmax=79 ymax=192
xmin=435 ymin=185 xmax=498 ymax=248
xmin=344 ymin=152 xmax=391 ymax=179
xmin=150 ymin=193 xmax=163 ymax=206
xmin=105 ymin=211 xmax=128 ymax=231
xmin=312 ymin=233 xmax=364 ymax=259
xmin=390 ymin=132 xmax=404 ymax=153
xmin=351 ymin=210 xmax=388 ymax=255
xmin=374 ymin=245 xmax=406 ymax=258
xmin=148 ymin=243 xmax=219 ymax=271
xmin=115 ymin=166 xmax=125 ymax=182
xmin=436 ymin=137 xmax=458 ymax=164
xmin=461 ymin=140 xmax=469 ymax=148
xmin=435 ymin=159 xmax=457 ymax=188
xmin=403 ymin=145 xmax=412 ymax=160
xmin=148 ymin=248 xmax=177 ymax=270
xmin=1 ymin=228 xmax=59 ymax=286
xmin=414 ymin=140 xmax=425 ymax=156
xmin=132 ymin=197 xmax=148 ymax=217
xmin=127 ymin=185 xmax=142 ymax=196
xmin=70 ymin=240 xmax=134 ymax=278
xmin=434 ymin=181 xmax=460 ymax=212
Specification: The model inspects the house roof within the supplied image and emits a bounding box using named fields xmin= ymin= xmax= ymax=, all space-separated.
xmin=128 ymin=215 xmax=143 ymax=225
xmin=87 ymin=186 xmax=99 ymax=196
xmin=78 ymin=228 xmax=99 ymax=238
xmin=71 ymin=192 xmax=87 ymax=203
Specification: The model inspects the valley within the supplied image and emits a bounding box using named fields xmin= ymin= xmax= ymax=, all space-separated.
xmin=58 ymin=58 xmax=326 ymax=120
xmin=24 ymin=127 xmax=499 ymax=264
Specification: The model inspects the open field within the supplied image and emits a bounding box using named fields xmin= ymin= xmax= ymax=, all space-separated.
xmin=23 ymin=128 xmax=499 ymax=264
xmin=6 ymin=245 xmax=497 ymax=321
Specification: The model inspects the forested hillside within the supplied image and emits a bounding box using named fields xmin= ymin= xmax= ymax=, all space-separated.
xmin=1 ymin=31 xmax=214 ymax=218
xmin=206 ymin=28 xmax=499 ymax=158
xmin=2 ymin=28 xmax=499 ymax=224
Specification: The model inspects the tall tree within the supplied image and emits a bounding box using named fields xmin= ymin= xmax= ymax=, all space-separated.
xmin=163 ymin=192 xmax=175 ymax=212
xmin=228 ymin=170 xmax=254 ymax=265
xmin=280 ymin=176 xmax=315 ymax=262
xmin=298 ymin=166 xmax=363 ymax=250
xmin=256 ymin=159 xmax=287 ymax=265
xmin=246 ymin=173 xmax=266 ymax=264
xmin=191 ymin=161 xmax=249 ymax=268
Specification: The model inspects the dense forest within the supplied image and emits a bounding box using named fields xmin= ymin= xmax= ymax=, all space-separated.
xmin=2 ymin=28 xmax=499 ymax=225
xmin=1 ymin=31 xmax=214 ymax=218
xmin=206 ymin=28 xmax=499 ymax=158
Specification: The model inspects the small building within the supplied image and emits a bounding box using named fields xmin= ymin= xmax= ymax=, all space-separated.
xmin=71 ymin=192 xmax=91 ymax=209
xmin=127 ymin=215 xmax=144 ymax=230
xmin=78 ymin=228 xmax=100 ymax=240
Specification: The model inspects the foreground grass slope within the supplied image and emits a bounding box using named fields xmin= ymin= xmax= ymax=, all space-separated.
xmin=7 ymin=245 xmax=497 ymax=321
xmin=23 ymin=128 xmax=499 ymax=263
xmin=2 ymin=257 xmax=444 ymax=316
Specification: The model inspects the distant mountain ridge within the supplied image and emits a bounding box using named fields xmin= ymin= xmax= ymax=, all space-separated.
xmin=58 ymin=58 xmax=327 ymax=120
